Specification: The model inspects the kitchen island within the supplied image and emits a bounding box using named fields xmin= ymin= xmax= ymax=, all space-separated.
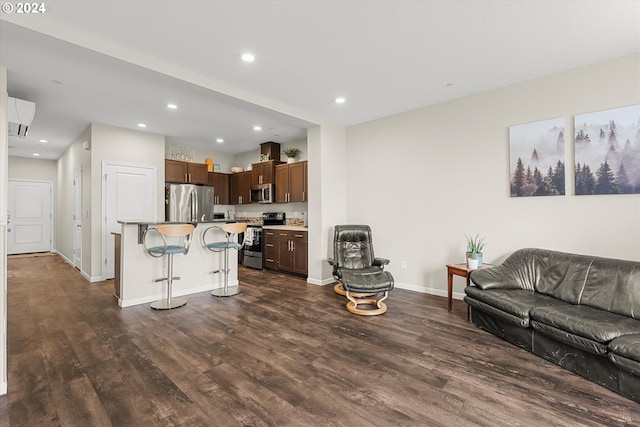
xmin=115 ymin=220 xmax=239 ymax=308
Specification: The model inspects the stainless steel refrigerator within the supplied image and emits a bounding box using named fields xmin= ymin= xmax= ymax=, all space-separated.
xmin=165 ymin=184 xmax=215 ymax=222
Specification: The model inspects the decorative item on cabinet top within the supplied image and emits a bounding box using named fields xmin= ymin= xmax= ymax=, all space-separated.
xmin=283 ymin=147 xmax=301 ymax=163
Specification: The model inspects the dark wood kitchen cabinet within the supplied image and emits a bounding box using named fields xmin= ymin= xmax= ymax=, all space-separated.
xmin=251 ymin=160 xmax=283 ymax=185
xmin=275 ymin=161 xmax=307 ymax=203
xmin=208 ymin=172 xmax=230 ymax=205
xmin=165 ymin=159 xmax=209 ymax=185
xmin=230 ymin=171 xmax=252 ymax=204
xmin=264 ymin=229 xmax=307 ymax=276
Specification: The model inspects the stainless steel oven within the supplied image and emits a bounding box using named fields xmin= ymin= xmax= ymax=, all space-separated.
xmin=241 ymin=212 xmax=286 ymax=270
xmin=242 ymin=225 xmax=263 ymax=269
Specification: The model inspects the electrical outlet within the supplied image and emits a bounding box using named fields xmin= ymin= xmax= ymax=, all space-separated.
xmin=400 ymin=260 xmax=407 ymax=269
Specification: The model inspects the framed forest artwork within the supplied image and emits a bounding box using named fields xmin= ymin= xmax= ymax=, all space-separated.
xmin=574 ymin=104 xmax=640 ymax=195
xmin=509 ymin=117 xmax=565 ymax=197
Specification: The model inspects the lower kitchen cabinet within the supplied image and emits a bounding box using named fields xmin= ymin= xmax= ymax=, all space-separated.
xmin=264 ymin=229 xmax=307 ymax=276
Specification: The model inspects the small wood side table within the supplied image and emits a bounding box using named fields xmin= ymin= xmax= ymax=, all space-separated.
xmin=446 ymin=263 xmax=493 ymax=321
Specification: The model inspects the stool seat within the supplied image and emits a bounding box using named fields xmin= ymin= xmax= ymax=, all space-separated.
xmin=143 ymin=224 xmax=194 ymax=310
xmin=148 ymin=245 xmax=188 ymax=256
xmin=206 ymin=242 xmax=242 ymax=251
xmin=202 ymin=222 xmax=248 ymax=297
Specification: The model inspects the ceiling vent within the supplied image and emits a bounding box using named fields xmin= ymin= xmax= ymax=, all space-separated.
xmin=8 ymin=96 xmax=36 ymax=138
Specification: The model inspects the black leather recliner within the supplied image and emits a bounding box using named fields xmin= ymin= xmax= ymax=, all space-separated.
xmin=328 ymin=225 xmax=394 ymax=315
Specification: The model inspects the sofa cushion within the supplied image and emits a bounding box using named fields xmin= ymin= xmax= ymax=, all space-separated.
xmin=579 ymin=257 xmax=640 ymax=319
xmin=532 ymin=321 xmax=608 ymax=355
xmin=609 ymin=334 xmax=640 ymax=363
xmin=530 ymin=304 xmax=640 ymax=343
xmin=464 ymin=287 xmax=566 ymax=326
xmin=469 ymin=248 xmax=591 ymax=304
xmin=609 ymin=335 xmax=640 ymax=377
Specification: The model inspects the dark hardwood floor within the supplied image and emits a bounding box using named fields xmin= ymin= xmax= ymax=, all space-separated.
xmin=1 ymin=254 xmax=638 ymax=426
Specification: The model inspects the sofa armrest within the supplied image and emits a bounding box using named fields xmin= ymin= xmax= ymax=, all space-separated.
xmin=470 ymin=265 xmax=529 ymax=290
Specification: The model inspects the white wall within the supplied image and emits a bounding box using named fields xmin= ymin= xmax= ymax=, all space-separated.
xmin=56 ymin=123 xmax=165 ymax=281
xmin=346 ymin=53 xmax=640 ymax=299
xmin=0 ymin=66 xmax=8 ymax=395
xmin=8 ymin=156 xmax=57 ymax=182
xmin=90 ymin=123 xmax=165 ymax=280
xmin=56 ymin=126 xmax=92 ymax=273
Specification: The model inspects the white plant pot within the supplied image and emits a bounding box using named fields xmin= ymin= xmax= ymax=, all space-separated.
xmin=287 ymin=157 xmax=296 ymax=163
xmin=467 ymin=258 xmax=480 ymax=270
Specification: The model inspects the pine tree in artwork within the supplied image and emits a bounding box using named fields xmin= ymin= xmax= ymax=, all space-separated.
xmin=616 ymin=163 xmax=632 ymax=194
xmin=608 ymin=120 xmax=619 ymax=150
xmin=531 ymin=148 xmax=539 ymax=164
xmin=595 ymin=161 xmax=619 ymax=194
xmin=511 ymin=158 xmax=526 ymax=197
xmin=553 ymin=160 xmax=565 ymax=195
xmin=583 ymin=164 xmax=596 ymax=194
xmin=533 ymin=167 xmax=545 ymax=195
xmin=575 ymin=163 xmax=585 ymax=195
xmin=523 ymin=166 xmax=536 ymax=196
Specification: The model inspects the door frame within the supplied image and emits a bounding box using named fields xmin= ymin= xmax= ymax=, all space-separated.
xmin=73 ymin=167 xmax=82 ymax=271
xmin=7 ymin=179 xmax=54 ymax=255
xmin=101 ymin=160 xmax=157 ymax=281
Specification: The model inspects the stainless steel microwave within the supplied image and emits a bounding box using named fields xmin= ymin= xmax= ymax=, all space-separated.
xmin=250 ymin=183 xmax=273 ymax=203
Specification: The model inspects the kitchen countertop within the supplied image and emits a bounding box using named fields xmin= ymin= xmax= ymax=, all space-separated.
xmin=262 ymin=225 xmax=308 ymax=231
xmin=118 ymin=219 xmax=232 ymax=225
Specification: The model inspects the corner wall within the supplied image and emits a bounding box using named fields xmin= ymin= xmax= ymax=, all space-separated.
xmin=346 ymin=53 xmax=640 ymax=299
xmin=0 ymin=66 xmax=8 ymax=395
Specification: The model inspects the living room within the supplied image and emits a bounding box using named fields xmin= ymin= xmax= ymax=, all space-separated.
xmin=1 ymin=1 xmax=639 ymax=424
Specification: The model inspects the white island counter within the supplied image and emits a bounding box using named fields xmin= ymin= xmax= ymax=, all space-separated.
xmin=115 ymin=220 xmax=239 ymax=308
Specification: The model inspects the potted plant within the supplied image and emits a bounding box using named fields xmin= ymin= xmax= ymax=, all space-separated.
xmin=283 ymin=147 xmax=301 ymax=163
xmin=465 ymin=233 xmax=485 ymax=268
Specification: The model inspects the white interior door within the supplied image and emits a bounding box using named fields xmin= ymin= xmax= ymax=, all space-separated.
xmin=7 ymin=180 xmax=52 ymax=255
xmin=73 ymin=168 xmax=82 ymax=269
xmin=103 ymin=162 xmax=156 ymax=279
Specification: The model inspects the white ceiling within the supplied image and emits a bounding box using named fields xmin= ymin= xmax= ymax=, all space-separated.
xmin=1 ymin=0 xmax=639 ymax=160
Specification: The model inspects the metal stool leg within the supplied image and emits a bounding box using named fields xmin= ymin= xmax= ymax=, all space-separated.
xmin=210 ymin=246 xmax=239 ymax=297
xmin=151 ymin=253 xmax=187 ymax=310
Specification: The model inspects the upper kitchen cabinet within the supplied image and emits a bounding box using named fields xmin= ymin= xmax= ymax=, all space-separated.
xmin=230 ymin=171 xmax=252 ymax=204
xmin=275 ymin=161 xmax=307 ymax=203
xmin=251 ymin=160 xmax=283 ymax=185
xmin=208 ymin=172 xmax=230 ymax=205
xmin=165 ymin=159 xmax=209 ymax=185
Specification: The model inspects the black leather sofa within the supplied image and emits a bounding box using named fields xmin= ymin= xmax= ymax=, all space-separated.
xmin=463 ymin=248 xmax=640 ymax=403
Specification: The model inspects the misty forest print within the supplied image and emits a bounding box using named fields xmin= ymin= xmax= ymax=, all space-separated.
xmin=574 ymin=104 xmax=640 ymax=195
xmin=510 ymin=117 xmax=565 ymax=197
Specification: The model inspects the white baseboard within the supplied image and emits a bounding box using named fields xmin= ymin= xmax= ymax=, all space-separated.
xmin=0 ymin=381 xmax=6 ymax=395
xmin=118 ymin=280 xmax=238 ymax=308
xmin=306 ymin=277 xmax=334 ymax=286
xmin=394 ymin=281 xmax=465 ymax=300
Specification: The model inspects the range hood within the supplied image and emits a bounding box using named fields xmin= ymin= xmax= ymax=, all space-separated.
xmin=8 ymin=96 xmax=36 ymax=138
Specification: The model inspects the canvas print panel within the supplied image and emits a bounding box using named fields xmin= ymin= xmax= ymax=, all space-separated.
xmin=509 ymin=117 xmax=565 ymax=197
xmin=574 ymin=104 xmax=640 ymax=195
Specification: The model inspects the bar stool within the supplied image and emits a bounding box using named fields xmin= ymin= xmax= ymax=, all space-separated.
xmin=143 ymin=224 xmax=194 ymax=310
xmin=202 ymin=222 xmax=248 ymax=297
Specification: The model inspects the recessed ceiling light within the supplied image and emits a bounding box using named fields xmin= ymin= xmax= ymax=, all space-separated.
xmin=167 ymin=103 xmax=178 ymax=110
xmin=137 ymin=123 xmax=147 ymax=128
xmin=32 ymin=153 xmax=40 ymax=157
xmin=216 ymin=138 xmax=224 ymax=143
xmin=253 ymin=125 xmax=262 ymax=131
xmin=39 ymin=139 xmax=48 ymax=143
xmin=242 ymin=53 xmax=255 ymax=62
xmin=335 ymin=97 xmax=346 ymax=104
